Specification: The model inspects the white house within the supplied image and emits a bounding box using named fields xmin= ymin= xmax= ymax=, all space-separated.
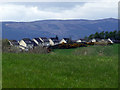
xmin=76 ymin=39 xmax=86 ymax=43
xmin=108 ymin=38 xmax=114 ymax=43
xmin=89 ymin=38 xmax=101 ymax=43
xmin=19 ymin=38 xmax=36 ymax=50
xmin=59 ymin=38 xmax=70 ymax=44
xmin=33 ymin=38 xmax=43 ymax=46
xmin=39 ymin=37 xmax=50 ymax=47
xmin=91 ymin=38 xmax=96 ymax=42
xmin=76 ymin=39 xmax=82 ymax=43
xmin=49 ymin=38 xmax=59 ymax=46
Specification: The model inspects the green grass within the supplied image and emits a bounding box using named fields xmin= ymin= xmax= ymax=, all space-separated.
xmin=2 ymin=44 xmax=118 ymax=88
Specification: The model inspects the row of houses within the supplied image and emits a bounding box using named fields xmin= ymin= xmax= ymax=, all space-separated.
xmin=8 ymin=37 xmax=114 ymax=51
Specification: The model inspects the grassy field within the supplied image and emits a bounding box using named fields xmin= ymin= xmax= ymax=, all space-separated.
xmin=2 ymin=44 xmax=118 ymax=88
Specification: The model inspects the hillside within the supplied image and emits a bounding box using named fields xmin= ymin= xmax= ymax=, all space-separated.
xmin=2 ymin=18 xmax=118 ymax=40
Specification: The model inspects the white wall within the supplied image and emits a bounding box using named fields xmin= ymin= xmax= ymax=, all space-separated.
xmin=59 ymin=39 xmax=67 ymax=44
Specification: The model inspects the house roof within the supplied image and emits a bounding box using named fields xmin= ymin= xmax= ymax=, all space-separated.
xmin=78 ymin=39 xmax=86 ymax=41
xmin=50 ymin=38 xmax=59 ymax=43
xmin=31 ymin=41 xmax=38 ymax=46
xmin=9 ymin=40 xmax=19 ymax=45
xmin=63 ymin=38 xmax=70 ymax=42
xmin=22 ymin=38 xmax=31 ymax=41
xmin=40 ymin=37 xmax=49 ymax=42
xmin=40 ymin=37 xmax=47 ymax=39
xmin=34 ymin=38 xmax=42 ymax=43
xmin=22 ymin=38 xmax=33 ymax=44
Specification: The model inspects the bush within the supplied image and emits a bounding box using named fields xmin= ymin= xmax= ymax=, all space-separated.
xmin=2 ymin=39 xmax=21 ymax=53
xmin=2 ymin=39 xmax=10 ymax=53
xmin=28 ymin=46 xmax=50 ymax=54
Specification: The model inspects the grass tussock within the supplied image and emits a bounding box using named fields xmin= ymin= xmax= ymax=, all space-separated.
xmin=73 ymin=44 xmax=118 ymax=56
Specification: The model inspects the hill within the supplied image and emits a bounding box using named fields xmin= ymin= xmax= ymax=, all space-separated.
xmin=2 ymin=18 xmax=118 ymax=40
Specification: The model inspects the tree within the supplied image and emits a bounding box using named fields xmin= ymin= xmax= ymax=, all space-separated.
xmin=113 ymin=30 xmax=117 ymax=39
xmin=109 ymin=31 xmax=114 ymax=39
xmin=117 ymin=30 xmax=120 ymax=40
xmin=94 ymin=32 xmax=100 ymax=39
xmin=105 ymin=31 xmax=109 ymax=39
xmin=88 ymin=34 xmax=94 ymax=39
xmin=99 ymin=31 xmax=105 ymax=39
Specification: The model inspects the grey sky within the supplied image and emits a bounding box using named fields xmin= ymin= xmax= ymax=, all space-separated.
xmin=0 ymin=0 xmax=118 ymax=22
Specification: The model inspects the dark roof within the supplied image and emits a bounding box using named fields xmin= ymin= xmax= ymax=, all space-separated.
xmin=40 ymin=37 xmax=49 ymax=42
xmin=22 ymin=38 xmax=33 ymax=44
xmin=31 ymin=41 xmax=38 ymax=46
xmin=50 ymin=38 xmax=59 ymax=43
xmin=40 ymin=37 xmax=47 ymax=39
xmin=34 ymin=38 xmax=42 ymax=43
xmin=78 ymin=39 xmax=86 ymax=41
xmin=22 ymin=38 xmax=31 ymax=41
xmin=9 ymin=40 xmax=19 ymax=45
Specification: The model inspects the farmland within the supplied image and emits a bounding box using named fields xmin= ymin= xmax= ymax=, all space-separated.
xmin=2 ymin=44 xmax=118 ymax=88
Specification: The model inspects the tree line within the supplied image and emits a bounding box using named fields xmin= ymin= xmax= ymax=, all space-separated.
xmin=85 ymin=30 xmax=120 ymax=40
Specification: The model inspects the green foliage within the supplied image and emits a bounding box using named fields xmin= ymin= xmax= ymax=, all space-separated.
xmin=86 ymin=30 xmax=120 ymax=40
xmin=2 ymin=39 xmax=20 ymax=53
xmin=2 ymin=39 xmax=10 ymax=47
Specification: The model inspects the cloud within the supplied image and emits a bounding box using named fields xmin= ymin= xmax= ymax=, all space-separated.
xmin=0 ymin=1 xmax=118 ymax=22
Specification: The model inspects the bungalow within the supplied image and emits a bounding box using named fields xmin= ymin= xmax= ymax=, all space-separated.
xmin=89 ymin=38 xmax=114 ymax=44
xmin=76 ymin=39 xmax=86 ymax=43
xmin=59 ymin=38 xmax=71 ymax=44
xmin=89 ymin=38 xmax=101 ymax=42
xmin=99 ymin=38 xmax=114 ymax=43
xmin=8 ymin=40 xmax=19 ymax=47
xmin=49 ymin=38 xmax=59 ymax=46
xmin=33 ymin=38 xmax=43 ymax=46
xmin=19 ymin=38 xmax=37 ymax=50
xmin=108 ymin=38 xmax=114 ymax=43
xmin=39 ymin=37 xmax=50 ymax=47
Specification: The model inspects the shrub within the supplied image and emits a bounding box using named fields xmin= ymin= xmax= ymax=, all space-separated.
xmin=2 ymin=39 xmax=21 ymax=53
xmin=28 ymin=46 xmax=49 ymax=54
xmin=2 ymin=39 xmax=10 ymax=53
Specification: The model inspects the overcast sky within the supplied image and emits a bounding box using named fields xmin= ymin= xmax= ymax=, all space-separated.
xmin=0 ymin=0 xmax=119 ymax=22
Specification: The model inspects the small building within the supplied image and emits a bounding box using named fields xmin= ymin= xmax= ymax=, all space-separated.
xmin=108 ymin=38 xmax=114 ymax=43
xmin=59 ymin=38 xmax=71 ymax=44
xmin=19 ymin=38 xmax=36 ymax=50
xmin=89 ymin=38 xmax=101 ymax=43
xmin=91 ymin=38 xmax=96 ymax=42
xmin=76 ymin=39 xmax=82 ymax=43
xmin=49 ymin=38 xmax=59 ymax=46
xmin=8 ymin=40 xmax=19 ymax=47
xmin=33 ymin=38 xmax=43 ymax=46
xmin=76 ymin=39 xmax=86 ymax=43
xmin=99 ymin=38 xmax=114 ymax=44
xmin=39 ymin=37 xmax=50 ymax=47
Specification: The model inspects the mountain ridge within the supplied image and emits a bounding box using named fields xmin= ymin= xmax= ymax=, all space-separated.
xmin=2 ymin=18 xmax=118 ymax=40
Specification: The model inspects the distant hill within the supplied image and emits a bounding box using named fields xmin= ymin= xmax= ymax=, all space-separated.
xmin=2 ymin=18 xmax=118 ymax=40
